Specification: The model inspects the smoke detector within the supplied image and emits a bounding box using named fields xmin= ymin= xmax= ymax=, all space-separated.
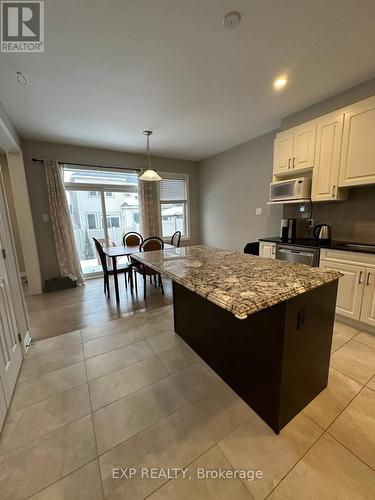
xmin=222 ymin=11 xmax=241 ymax=29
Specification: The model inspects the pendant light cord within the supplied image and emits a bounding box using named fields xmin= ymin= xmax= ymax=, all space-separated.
xmin=143 ymin=130 xmax=153 ymax=170
xmin=147 ymin=133 xmax=151 ymax=169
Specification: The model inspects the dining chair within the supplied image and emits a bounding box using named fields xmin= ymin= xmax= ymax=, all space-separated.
xmin=171 ymin=231 xmax=181 ymax=247
xmin=93 ymin=238 xmax=133 ymax=298
xmin=132 ymin=236 xmax=164 ymax=300
xmin=123 ymin=231 xmax=143 ymax=246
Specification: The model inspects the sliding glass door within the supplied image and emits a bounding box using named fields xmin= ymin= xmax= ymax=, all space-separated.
xmin=64 ymin=167 xmax=140 ymax=276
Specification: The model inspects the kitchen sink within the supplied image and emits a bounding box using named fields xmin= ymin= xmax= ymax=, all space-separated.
xmin=333 ymin=243 xmax=375 ymax=254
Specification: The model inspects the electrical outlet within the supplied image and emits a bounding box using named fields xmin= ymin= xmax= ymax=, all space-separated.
xmin=255 ymin=208 xmax=262 ymax=216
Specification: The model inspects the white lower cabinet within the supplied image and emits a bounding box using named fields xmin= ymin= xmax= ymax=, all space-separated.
xmin=320 ymin=249 xmax=375 ymax=327
xmin=320 ymin=260 xmax=365 ymax=320
xmin=259 ymin=242 xmax=276 ymax=259
xmin=361 ymin=270 xmax=375 ymax=327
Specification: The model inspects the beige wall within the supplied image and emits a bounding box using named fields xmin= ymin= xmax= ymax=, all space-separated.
xmin=0 ymin=154 xmax=25 ymax=273
xmin=198 ymin=131 xmax=282 ymax=251
xmin=281 ymin=76 xmax=375 ymax=130
xmin=21 ymin=139 xmax=199 ymax=283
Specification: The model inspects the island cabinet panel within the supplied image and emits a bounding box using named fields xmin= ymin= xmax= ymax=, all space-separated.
xmin=278 ymin=280 xmax=338 ymax=429
xmin=173 ymin=280 xmax=338 ymax=434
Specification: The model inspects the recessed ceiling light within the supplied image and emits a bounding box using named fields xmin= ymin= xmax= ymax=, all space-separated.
xmin=222 ymin=11 xmax=241 ymax=29
xmin=273 ymin=76 xmax=288 ymax=90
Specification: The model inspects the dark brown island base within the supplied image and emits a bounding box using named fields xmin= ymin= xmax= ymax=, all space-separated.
xmin=132 ymin=246 xmax=341 ymax=434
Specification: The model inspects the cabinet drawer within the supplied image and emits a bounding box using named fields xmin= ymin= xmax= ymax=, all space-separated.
xmin=320 ymin=249 xmax=375 ymax=267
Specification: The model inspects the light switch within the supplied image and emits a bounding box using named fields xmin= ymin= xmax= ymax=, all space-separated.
xmin=42 ymin=214 xmax=49 ymax=222
xmin=255 ymin=208 xmax=262 ymax=216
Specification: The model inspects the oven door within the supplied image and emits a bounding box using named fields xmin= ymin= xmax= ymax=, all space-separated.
xmin=276 ymin=244 xmax=320 ymax=267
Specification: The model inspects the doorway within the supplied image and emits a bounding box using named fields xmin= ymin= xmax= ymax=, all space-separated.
xmin=64 ymin=167 xmax=140 ymax=276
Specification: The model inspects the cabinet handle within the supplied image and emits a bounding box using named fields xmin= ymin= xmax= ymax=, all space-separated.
xmin=288 ymin=158 xmax=291 ymax=170
xmin=293 ymin=157 xmax=296 ymax=169
xmin=272 ymin=246 xmax=275 ymax=255
xmin=367 ymin=272 xmax=372 ymax=286
xmin=359 ymin=271 xmax=364 ymax=284
xmin=332 ymin=185 xmax=336 ymax=197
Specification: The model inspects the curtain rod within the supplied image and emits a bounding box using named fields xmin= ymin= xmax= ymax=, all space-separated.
xmin=31 ymin=158 xmax=141 ymax=172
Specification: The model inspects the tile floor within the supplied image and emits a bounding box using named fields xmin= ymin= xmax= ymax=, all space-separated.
xmin=0 ymin=306 xmax=374 ymax=499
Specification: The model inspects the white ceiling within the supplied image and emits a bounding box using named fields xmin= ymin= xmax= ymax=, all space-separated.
xmin=1 ymin=0 xmax=375 ymax=161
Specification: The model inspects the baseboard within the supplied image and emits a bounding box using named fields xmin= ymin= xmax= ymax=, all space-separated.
xmin=335 ymin=314 xmax=375 ymax=334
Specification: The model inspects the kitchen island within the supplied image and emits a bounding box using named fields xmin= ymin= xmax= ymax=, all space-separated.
xmin=132 ymin=245 xmax=341 ymax=433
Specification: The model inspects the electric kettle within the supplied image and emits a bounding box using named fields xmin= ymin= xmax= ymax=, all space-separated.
xmin=313 ymin=224 xmax=332 ymax=244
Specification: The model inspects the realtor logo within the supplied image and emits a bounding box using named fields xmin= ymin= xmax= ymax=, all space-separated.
xmin=1 ymin=1 xmax=44 ymax=52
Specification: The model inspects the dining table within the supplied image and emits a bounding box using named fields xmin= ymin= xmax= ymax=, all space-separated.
xmin=102 ymin=243 xmax=175 ymax=303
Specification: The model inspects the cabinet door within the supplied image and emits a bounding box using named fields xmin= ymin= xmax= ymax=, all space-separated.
xmin=339 ymin=96 xmax=375 ymax=187
xmin=292 ymin=121 xmax=316 ymax=171
xmin=259 ymin=242 xmax=276 ymax=259
xmin=312 ymin=112 xmax=345 ymax=201
xmin=360 ymin=269 xmax=375 ymax=327
xmin=320 ymin=260 xmax=365 ymax=320
xmin=273 ymin=131 xmax=294 ymax=175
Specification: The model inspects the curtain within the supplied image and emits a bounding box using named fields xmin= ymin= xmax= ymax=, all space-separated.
xmin=140 ymin=179 xmax=158 ymax=238
xmin=45 ymin=159 xmax=85 ymax=286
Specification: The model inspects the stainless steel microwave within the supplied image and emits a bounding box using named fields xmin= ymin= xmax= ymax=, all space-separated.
xmin=269 ymin=177 xmax=311 ymax=202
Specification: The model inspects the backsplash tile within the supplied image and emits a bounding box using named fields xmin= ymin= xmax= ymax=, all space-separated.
xmin=283 ymin=186 xmax=375 ymax=243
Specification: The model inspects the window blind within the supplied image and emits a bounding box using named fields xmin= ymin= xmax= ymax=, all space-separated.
xmin=160 ymin=178 xmax=187 ymax=201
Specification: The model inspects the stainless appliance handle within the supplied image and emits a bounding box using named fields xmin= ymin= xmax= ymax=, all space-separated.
xmin=278 ymin=249 xmax=314 ymax=257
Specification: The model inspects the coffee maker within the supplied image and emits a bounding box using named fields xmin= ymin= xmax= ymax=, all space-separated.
xmin=280 ymin=218 xmax=297 ymax=242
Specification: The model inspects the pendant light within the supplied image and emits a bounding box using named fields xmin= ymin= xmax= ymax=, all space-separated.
xmin=139 ymin=130 xmax=162 ymax=181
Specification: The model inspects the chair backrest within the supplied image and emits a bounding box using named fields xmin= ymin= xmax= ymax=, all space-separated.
xmin=140 ymin=236 xmax=164 ymax=253
xmin=93 ymin=237 xmax=108 ymax=272
xmin=171 ymin=231 xmax=181 ymax=247
xmin=123 ymin=232 xmax=143 ymax=246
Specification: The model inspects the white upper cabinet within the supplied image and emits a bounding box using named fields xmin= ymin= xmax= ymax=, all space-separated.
xmin=273 ymin=121 xmax=316 ymax=176
xmin=339 ymin=95 xmax=375 ymax=187
xmin=273 ymin=130 xmax=294 ymax=175
xmin=292 ymin=121 xmax=317 ymax=171
xmin=311 ymin=111 xmax=347 ymax=202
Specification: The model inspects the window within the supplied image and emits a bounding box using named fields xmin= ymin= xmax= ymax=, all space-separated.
xmin=64 ymin=166 xmax=140 ymax=275
xmin=90 ymin=190 xmax=112 ymax=198
xmin=105 ymin=214 xmax=120 ymax=228
xmin=86 ymin=213 xmax=98 ymax=229
xmin=159 ymin=176 xmax=189 ymax=238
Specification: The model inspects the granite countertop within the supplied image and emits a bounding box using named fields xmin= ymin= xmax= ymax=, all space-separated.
xmin=132 ymin=245 xmax=341 ymax=320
